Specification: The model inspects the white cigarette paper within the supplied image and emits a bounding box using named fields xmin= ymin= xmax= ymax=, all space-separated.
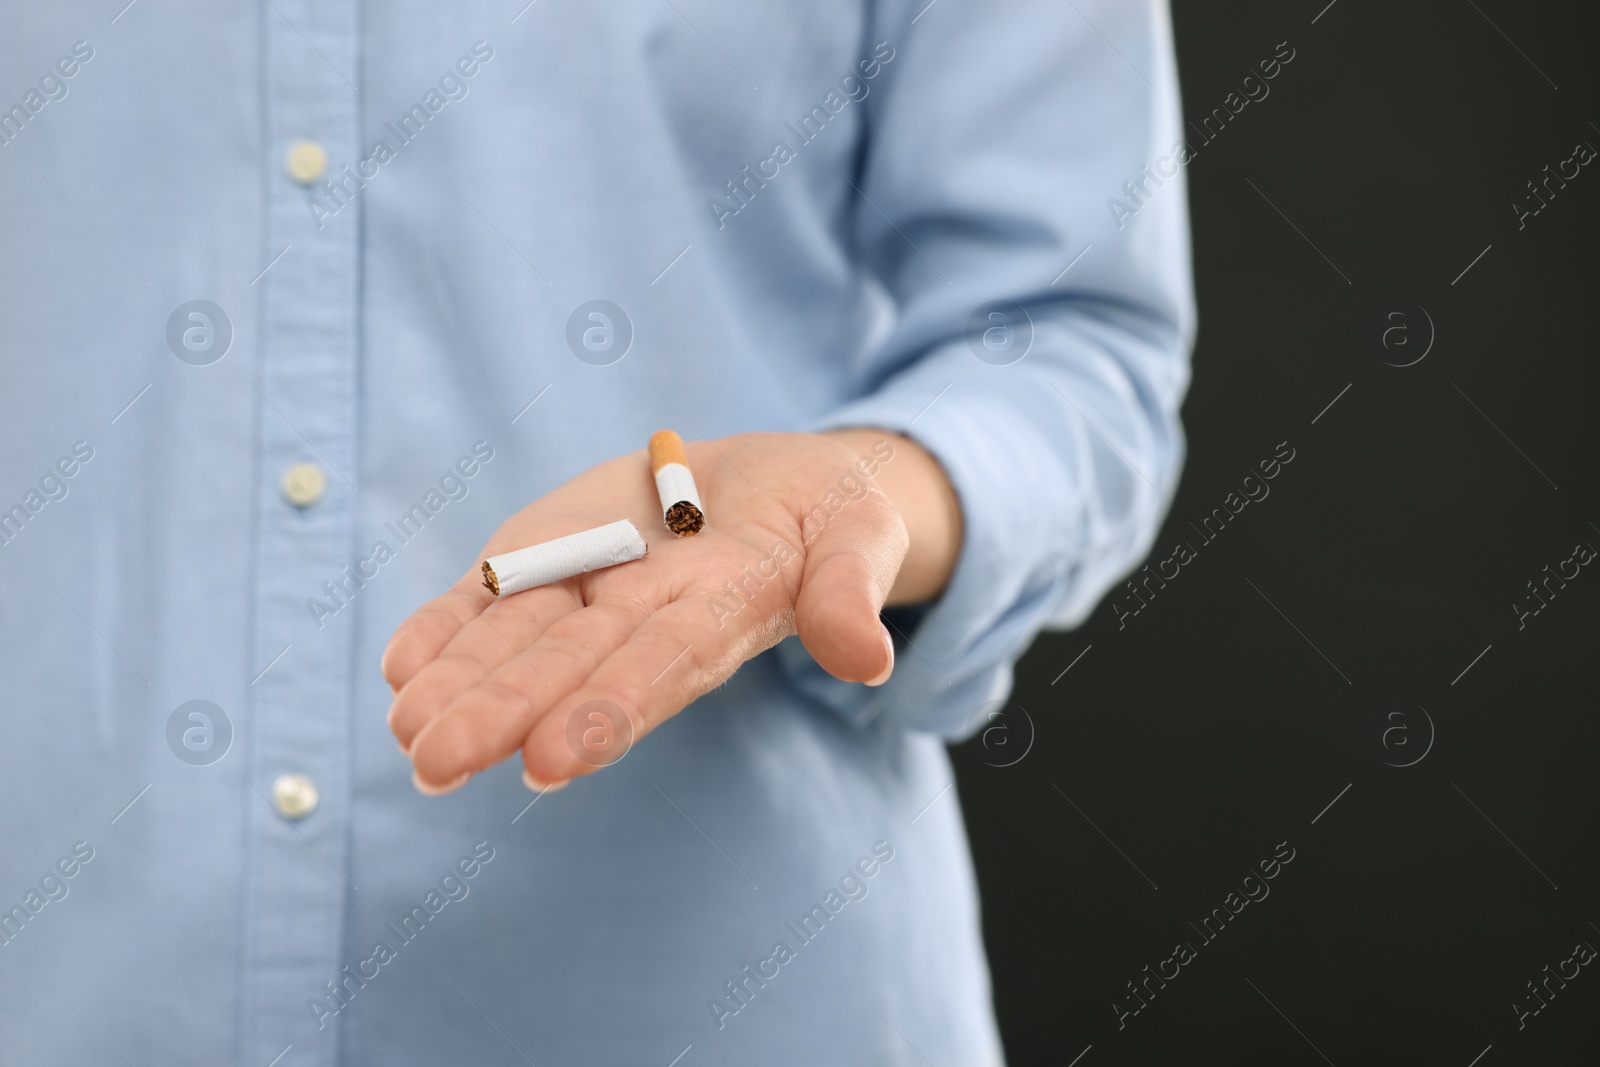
xmin=654 ymin=463 xmax=701 ymax=517
xmin=481 ymin=519 xmax=647 ymax=596
xmin=648 ymin=429 xmax=705 ymax=536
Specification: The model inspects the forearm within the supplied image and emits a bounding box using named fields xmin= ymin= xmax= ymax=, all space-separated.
xmin=825 ymin=428 xmax=963 ymax=607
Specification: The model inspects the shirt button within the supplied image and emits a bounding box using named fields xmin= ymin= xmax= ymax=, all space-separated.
xmin=271 ymin=773 xmax=319 ymax=820
xmin=285 ymin=140 xmax=328 ymax=184
xmin=281 ymin=462 xmax=327 ymax=508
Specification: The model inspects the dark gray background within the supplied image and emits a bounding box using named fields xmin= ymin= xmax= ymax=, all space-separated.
xmin=950 ymin=1 xmax=1600 ymax=1063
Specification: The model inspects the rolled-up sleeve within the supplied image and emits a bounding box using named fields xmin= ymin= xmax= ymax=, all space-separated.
xmin=776 ymin=0 xmax=1196 ymax=737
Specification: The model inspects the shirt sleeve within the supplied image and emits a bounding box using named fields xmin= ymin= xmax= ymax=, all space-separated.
xmin=774 ymin=0 xmax=1197 ymax=739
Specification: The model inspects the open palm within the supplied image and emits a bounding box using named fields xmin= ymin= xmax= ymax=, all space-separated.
xmin=384 ymin=431 xmax=907 ymax=793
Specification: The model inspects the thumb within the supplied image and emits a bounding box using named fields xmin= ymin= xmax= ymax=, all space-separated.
xmin=792 ymin=498 xmax=907 ymax=685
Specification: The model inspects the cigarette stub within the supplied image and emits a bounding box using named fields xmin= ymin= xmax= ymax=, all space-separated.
xmin=648 ymin=429 xmax=704 ymax=536
xmin=481 ymin=519 xmax=647 ymax=597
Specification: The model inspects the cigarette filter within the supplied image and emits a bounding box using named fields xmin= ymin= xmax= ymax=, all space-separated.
xmin=481 ymin=519 xmax=647 ymax=597
xmin=648 ymin=429 xmax=704 ymax=536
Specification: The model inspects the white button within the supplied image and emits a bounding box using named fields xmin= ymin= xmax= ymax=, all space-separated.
xmin=281 ymin=462 xmax=327 ymax=508
xmin=285 ymin=140 xmax=328 ymax=184
xmin=272 ymin=773 xmax=319 ymax=819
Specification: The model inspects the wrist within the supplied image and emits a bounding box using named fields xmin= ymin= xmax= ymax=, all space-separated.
xmin=823 ymin=428 xmax=963 ymax=606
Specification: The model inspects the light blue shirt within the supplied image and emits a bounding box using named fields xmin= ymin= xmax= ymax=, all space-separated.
xmin=0 ymin=2 xmax=1192 ymax=1063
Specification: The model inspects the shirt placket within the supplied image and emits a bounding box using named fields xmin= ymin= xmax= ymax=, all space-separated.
xmin=242 ymin=1 xmax=362 ymax=1063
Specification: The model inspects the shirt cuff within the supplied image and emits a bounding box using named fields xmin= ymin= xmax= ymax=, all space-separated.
xmin=772 ymin=346 xmax=1082 ymax=739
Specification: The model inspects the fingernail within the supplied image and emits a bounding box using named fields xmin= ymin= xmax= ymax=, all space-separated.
xmin=413 ymin=770 xmax=470 ymax=796
xmin=523 ymin=769 xmax=569 ymax=793
xmin=866 ymin=624 xmax=894 ymax=687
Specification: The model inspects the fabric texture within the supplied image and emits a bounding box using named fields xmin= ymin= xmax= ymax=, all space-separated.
xmin=0 ymin=2 xmax=1191 ymax=1063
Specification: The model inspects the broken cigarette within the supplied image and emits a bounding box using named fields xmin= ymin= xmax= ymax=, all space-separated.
xmin=481 ymin=519 xmax=647 ymax=597
xmin=649 ymin=429 xmax=704 ymax=536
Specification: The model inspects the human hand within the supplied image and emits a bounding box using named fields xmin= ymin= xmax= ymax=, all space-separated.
xmin=384 ymin=429 xmax=961 ymax=794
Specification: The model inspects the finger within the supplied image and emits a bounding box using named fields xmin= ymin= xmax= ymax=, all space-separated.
xmin=380 ymin=571 xmax=494 ymax=693
xmin=518 ymin=587 xmax=793 ymax=787
xmin=793 ymin=496 xmax=906 ymax=684
xmin=388 ymin=650 xmax=493 ymax=757
xmin=387 ymin=577 xmax=585 ymax=747
xmin=406 ymin=593 xmax=656 ymax=786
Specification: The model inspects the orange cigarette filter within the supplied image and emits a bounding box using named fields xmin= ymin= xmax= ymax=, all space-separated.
xmin=648 ymin=429 xmax=704 ymax=536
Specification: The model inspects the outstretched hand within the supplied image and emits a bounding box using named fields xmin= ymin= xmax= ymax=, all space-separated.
xmin=383 ymin=429 xmax=961 ymax=794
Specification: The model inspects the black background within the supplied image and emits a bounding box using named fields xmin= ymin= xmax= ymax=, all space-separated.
xmin=951 ymin=1 xmax=1600 ymax=1063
